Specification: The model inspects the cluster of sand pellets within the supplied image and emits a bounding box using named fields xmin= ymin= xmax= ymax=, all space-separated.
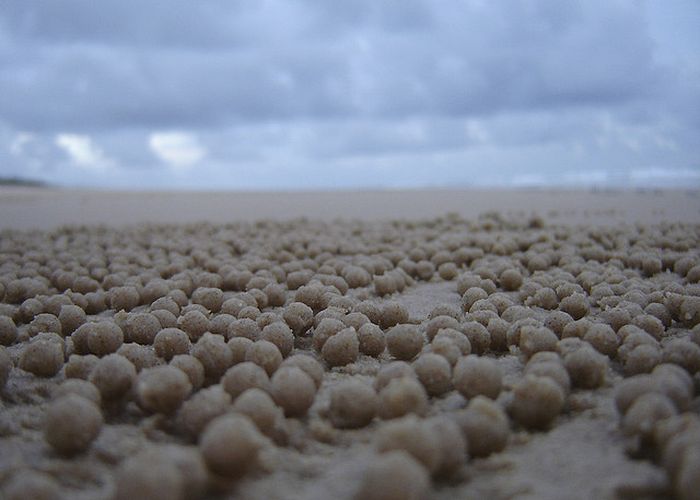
xmin=0 ymin=212 xmax=699 ymax=499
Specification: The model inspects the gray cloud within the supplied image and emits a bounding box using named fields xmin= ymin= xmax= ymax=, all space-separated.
xmin=0 ymin=0 xmax=697 ymax=188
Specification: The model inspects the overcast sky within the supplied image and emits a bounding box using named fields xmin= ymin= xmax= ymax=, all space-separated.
xmin=1 ymin=0 xmax=698 ymax=189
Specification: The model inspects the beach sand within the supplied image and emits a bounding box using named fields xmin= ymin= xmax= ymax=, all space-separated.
xmin=0 ymin=188 xmax=698 ymax=499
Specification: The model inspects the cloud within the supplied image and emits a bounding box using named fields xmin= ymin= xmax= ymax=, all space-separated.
xmin=148 ymin=132 xmax=206 ymax=169
xmin=0 ymin=1 xmax=697 ymax=189
xmin=54 ymin=134 xmax=114 ymax=170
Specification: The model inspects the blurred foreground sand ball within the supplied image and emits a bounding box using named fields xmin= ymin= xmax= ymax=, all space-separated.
xmin=45 ymin=394 xmax=102 ymax=454
xmin=199 ymin=414 xmax=268 ymax=478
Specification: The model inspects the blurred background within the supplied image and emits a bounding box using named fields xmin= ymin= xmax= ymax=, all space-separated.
xmin=0 ymin=0 xmax=698 ymax=190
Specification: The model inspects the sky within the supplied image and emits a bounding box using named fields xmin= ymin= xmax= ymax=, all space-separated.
xmin=0 ymin=0 xmax=698 ymax=190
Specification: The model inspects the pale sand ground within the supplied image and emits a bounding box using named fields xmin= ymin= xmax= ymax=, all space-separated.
xmin=1 ymin=187 xmax=698 ymax=229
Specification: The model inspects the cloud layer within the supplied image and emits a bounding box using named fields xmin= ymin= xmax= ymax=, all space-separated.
xmin=1 ymin=0 xmax=698 ymax=188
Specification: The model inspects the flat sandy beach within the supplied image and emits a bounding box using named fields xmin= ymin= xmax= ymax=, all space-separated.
xmin=1 ymin=187 xmax=699 ymax=229
xmin=1 ymin=187 xmax=699 ymax=499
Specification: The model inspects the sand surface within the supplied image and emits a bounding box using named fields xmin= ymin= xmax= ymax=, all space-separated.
xmin=1 ymin=187 xmax=699 ymax=229
xmin=0 ymin=188 xmax=699 ymax=499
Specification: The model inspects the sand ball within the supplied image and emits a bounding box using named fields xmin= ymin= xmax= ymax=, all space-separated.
xmin=86 ymin=321 xmax=124 ymax=356
xmin=525 ymin=359 xmax=570 ymax=395
xmin=228 ymin=318 xmax=261 ymax=341
xmin=109 ymin=286 xmax=141 ymax=312
xmin=614 ymin=374 xmax=658 ymax=414
xmin=89 ymin=354 xmax=136 ymax=401
xmin=462 ymin=321 xmax=490 ymax=354
xmin=663 ymin=339 xmax=700 ymax=374
xmin=209 ymin=313 xmax=237 ymax=340
xmin=192 ymin=332 xmax=233 ymax=382
xmin=170 ymin=354 xmax=205 ymax=390
xmin=560 ymin=293 xmax=589 ymax=320
xmin=453 ymin=354 xmax=502 ymax=399
xmin=500 ymin=269 xmax=523 ymax=291
xmin=376 ymin=415 xmax=442 ymax=474
xmin=343 ymin=311 xmax=371 ymax=331
xmin=329 ymin=378 xmax=378 ymax=429
xmin=413 ymin=352 xmax=452 ymax=396
xmin=357 ymin=323 xmax=386 ymax=357
xmin=374 ymin=274 xmax=397 ymax=297
xmin=279 ymin=353 xmax=324 ymax=388
xmin=653 ymin=364 xmax=693 ymax=411
xmin=519 ymin=325 xmax=558 ymax=358
xmin=431 ymin=329 xmax=470 ymax=366
xmin=222 ymin=362 xmax=271 ymax=399
xmin=263 ymin=283 xmax=287 ymax=307
xmin=386 ymin=324 xmax=424 ymax=361
xmin=428 ymin=304 xmax=461 ymax=321
xmin=354 ymin=301 xmax=383 ymax=325
xmin=271 ymin=366 xmax=316 ymax=417
xmin=2 ymin=470 xmax=63 ymax=500
xmin=374 ymin=361 xmax=416 ymax=391
xmin=246 ymin=340 xmax=283 ymax=376
xmin=261 ymin=322 xmax=294 ymax=357
xmin=283 ymin=302 xmax=314 ymax=336
xmin=113 ymin=447 xmax=184 ymax=500
xmin=462 ymin=287 xmax=488 ymax=312
xmin=199 ymin=414 xmax=268 ymax=477
xmin=454 ymin=395 xmax=509 ymax=457
xmin=28 ymin=313 xmax=62 ymax=337
xmin=676 ymin=447 xmax=700 ymax=500
xmin=177 ymin=385 xmax=231 ymax=438
xmin=137 ymin=365 xmax=192 ymax=414
xmin=415 ymin=260 xmax=436 ymax=280
xmin=486 ymin=318 xmax=509 ymax=352
xmin=191 ymin=287 xmax=224 ymax=313
xmin=153 ymin=327 xmax=191 ymax=361
xmin=564 ymin=346 xmax=607 ymax=389
xmin=45 ymin=393 xmax=102 ymax=454
xmin=233 ymin=388 xmax=282 ymax=435
xmin=662 ymin=428 xmax=700 ymax=482
xmin=57 ymin=304 xmax=86 ymax=336
xmin=354 ymin=451 xmax=429 ymax=500
xmin=380 ymin=301 xmax=409 ymax=329
xmin=64 ymin=354 xmax=99 ymax=380
xmin=53 ymin=378 xmax=101 ymax=405
xmin=116 ymin=343 xmax=162 ymax=372
xmin=543 ymin=311 xmax=573 ymax=338
xmin=343 ymin=265 xmax=372 ymax=288
xmin=425 ymin=316 xmax=461 ymax=341
xmin=124 ymin=313 xmax=161 ymax=345
xmin=177 ymin=310 xmax=210 ymax=342
xmin=322 ymin=327 xmax=359 ymax=367
xmin=510 ymin=375 xmax=564 ymax=429
xmin=427 ymin=416 xmax=468 ymax=477
xmin=151 ymin=309 xmax=178 ymax=329
xmin=622 ymin=392 xmax=676 ymax=439
xmin=0 ymin=316 xmax=17 ymax=346
xmin=151 ymin=296 xmax=180 ymax=316
xmin=0 ymin=346 xmax=13 ymax=389
xmin=377 ymin=377 xmax=428 ymax=419
xmin=19 ymin=337 xmax=64 ymax=377
xmin=312 ymin=318 xmax=346 ymax=351
xmin=624 ymin=344 xmax=662 ymax=375
xmin=529 ymin=287 xmax=559 ymax=310
xmin=228 ymin=337 xmax=253 ymax=365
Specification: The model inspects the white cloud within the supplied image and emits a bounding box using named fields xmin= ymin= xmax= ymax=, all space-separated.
xmin=148 ymin=132 xmax=206 ymax=170
xmin=55 ymin=133 xmax=113 ymax=170
xmin=10 ymin=132 xmax=34 ymax=156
